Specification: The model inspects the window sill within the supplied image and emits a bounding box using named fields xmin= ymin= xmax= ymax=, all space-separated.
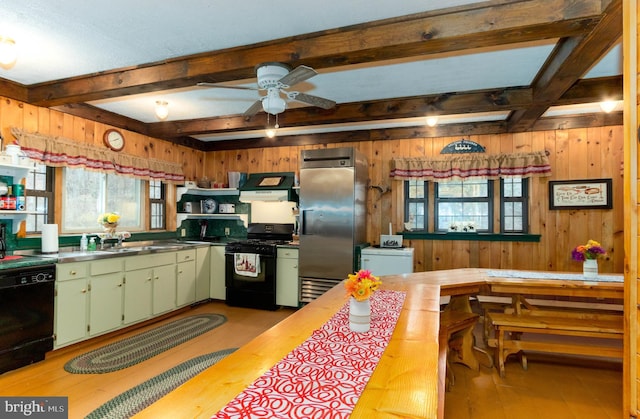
xmin=401 ymin=232 xmax=540 ymax=242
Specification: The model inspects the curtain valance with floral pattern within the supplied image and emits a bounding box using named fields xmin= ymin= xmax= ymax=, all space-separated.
xmin=11 ymin=128 xmax=184 ymax=183
xmin=389 ymin=151 xmax=551 ymax=180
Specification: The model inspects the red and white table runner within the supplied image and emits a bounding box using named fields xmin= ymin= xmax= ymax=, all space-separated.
xmin=212 ymin=289 xmax=406 ymax=418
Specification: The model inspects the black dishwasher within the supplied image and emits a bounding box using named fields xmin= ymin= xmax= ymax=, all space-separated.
xmin=0 ymin=264 xmax=55 ymax=374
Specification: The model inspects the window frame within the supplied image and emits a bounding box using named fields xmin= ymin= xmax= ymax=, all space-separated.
xmin=434 ymin=178 xmax=494 ymax=232
xmin=61 ymin=167 xmax=145 ymax=234
xmin=149 ymin=179 xmax=166 ymax=230
xmin=403 ymin=180 xmax=428 ymax=231
xmin=25 ymin=164 xmax=55 ymax=234
xmin=500 ymin=177 xmax=529 ymax=234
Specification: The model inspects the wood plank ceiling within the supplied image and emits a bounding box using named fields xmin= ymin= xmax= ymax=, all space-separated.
xmin=0 ymin=0 xmax=623 ymax=151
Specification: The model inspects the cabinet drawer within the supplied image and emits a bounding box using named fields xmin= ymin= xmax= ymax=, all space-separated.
xmin=277 ymin=248 xmax=299 ymax=259
xmin=56 ymin=262 xmax=89 ymax=281
xmin=125 ymin=252 xmax=176 ymax=271
xmin=177 ymin=249 xmax=196 ymax=263
xmin=91 ymin=258 xmax=124 ymax=276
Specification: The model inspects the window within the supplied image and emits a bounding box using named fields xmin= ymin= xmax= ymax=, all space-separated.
xmin=501 ymin=177 xmax=528 ymax=233
xmin=404 ymin=180 xmax=428 ymax=231
xmin=149 ymin=179 xmax=166 ymax=230
xmin=62 ymin=168 xmax=142 ymax=233
xmin=435 ymin=178 xmax=493 ymax=232
xmin=26 ymin=164 xmax=54 ymax=233
xmin=405 ymin=177 xmax=529 ymax=234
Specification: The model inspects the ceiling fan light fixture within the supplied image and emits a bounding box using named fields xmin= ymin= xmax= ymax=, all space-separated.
xmin=426 ymin=116 xmax=438 ymax=127
xmin=266 ymin=128 xmax=277 ymax=138
xmin=0 ymin=36 xmax=17 ymax=67
xmin=262 ymin=89 xmax=286 ymax=115
xmin=599 ymin=100 xmax=618 ymax=113
xmin=155 ymin=100 xmax=169 ymax=120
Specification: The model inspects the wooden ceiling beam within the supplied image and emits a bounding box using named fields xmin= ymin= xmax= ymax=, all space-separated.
xmin=147 ymin=87 xmax=533 ymax=138
xmin=507 ymin=0 xmax=621 ymax=132
xmin=141 ymin=76 xmax=619 ymax=139
xmin=27 ymin=0 xmax=605 ymax=107
xmin=202 ymin=111 xmax=621 ymax=152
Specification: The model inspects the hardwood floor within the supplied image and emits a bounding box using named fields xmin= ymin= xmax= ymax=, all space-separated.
xmin=444 ymin=321 xmax=622 ymax=419
xmin=0 ymin=301 xmax=295 ymax=419
xmin=0 ymin=300 xmax=622 ymax=419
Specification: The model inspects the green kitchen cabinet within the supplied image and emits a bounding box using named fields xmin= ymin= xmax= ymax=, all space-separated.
xmin=122 ymin=264 xmax=153 ymax=325
xmin=125 ymin=252 xmax=177 ymax=317
xmin=276 ymin=247 xmax=299 ymax=308
xmin=195 ymin=246 xmax=211 ymax=302
xmin=210 ymin=244 xmax=226 ymax=300
xmin=176 ymin=249 xmax=197 ymax=307
xmin=54 ymin=262 xmax=90 ymax=348
xmin=88 ymin=258 xmax=124 ymax=336
xmin=152 ymin=263 xmax=178 ymax=315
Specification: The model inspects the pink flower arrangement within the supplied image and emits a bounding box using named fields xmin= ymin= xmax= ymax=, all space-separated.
xmin=344 ymin=269 xmax=382 ymax=301
xmin=571 ymin=239 xmax=607 ymax=261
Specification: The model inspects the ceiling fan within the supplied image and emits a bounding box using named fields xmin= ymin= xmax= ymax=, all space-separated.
xmin=197 ymin=62 xmax=336 ymax=118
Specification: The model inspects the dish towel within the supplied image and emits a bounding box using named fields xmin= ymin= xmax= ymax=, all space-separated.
xmin=234 ymin=253 xmax=260 ymax=277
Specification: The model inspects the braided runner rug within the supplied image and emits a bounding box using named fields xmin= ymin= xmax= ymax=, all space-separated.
xmin=64 ymin=314 xmax=226 ymax=374
xmin=86 ymin=348 xmax=236 ymax=419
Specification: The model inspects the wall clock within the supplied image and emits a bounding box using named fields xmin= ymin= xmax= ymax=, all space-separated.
xmin=202 ymin=198 xmax=217 ymax=214
xmin=103 ymin=129 xmax=125 ymax=151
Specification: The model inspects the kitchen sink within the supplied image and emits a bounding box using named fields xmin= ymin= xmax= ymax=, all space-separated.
xmin=105 ymin=247 xmax=138 ymax=253
xmin=105 ymin=244 xmax=185 ymax=253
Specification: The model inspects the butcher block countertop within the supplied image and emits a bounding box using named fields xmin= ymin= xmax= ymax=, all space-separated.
xmin=134 ymin=268 xmax=623 ymax=419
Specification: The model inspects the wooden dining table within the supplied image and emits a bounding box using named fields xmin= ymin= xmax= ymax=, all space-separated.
xmin=134 ymin=268 xmax=624 ymax=419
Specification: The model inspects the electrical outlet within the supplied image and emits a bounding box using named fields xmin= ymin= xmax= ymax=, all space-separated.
xmin=224 ymin=227 xmax=230 ymax=236
xmin=180 ymin=228 xmax=186 ymax=237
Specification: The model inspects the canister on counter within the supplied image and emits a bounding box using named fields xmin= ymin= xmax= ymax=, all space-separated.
xmin=12 ymin=184 xmax=24 ymax=211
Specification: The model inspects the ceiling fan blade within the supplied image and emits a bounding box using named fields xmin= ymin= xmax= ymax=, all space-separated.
xmin=278 ymin=65 xmax=317 ymax=87
xmin=196 ymin=82 xmax=260 ymax=91
xmin=243 ymin=99 xmax=264 ymax=118
xmin=287 ymin=91 xmax=336 ymax=110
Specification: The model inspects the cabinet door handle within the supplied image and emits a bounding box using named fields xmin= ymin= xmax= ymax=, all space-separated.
xmin=118 ymin=283 xmax=123 ymax=287
xmin=154 ymin=276 xmax=159 ymax=280
xmin=147 ymin=277 xmax=152 ymax=282
xmin=70 ymin=270 xmax=77 ymax=275
xmin=81 ymin=288 xmax=87 ymax=293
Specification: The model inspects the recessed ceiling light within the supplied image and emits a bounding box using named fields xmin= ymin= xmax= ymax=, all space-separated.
xmin=426 ymin=116 xmax=438 ymax=127
xmin=155 ymin=100 xmax=169 ymax=120
xmin=599 ymin=100 xmax=618 ymax=113
xmin=0 ymin=36 xmax=17 ymax=67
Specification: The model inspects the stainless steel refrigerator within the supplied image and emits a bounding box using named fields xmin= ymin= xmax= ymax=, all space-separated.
xmin=298 ymin=147 xmax=368 ymax=303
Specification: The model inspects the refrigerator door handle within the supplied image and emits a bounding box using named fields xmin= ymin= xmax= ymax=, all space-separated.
xmin=300 ymin=209 xmax=312 ymax=235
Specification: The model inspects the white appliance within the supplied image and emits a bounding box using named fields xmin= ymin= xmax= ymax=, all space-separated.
xmin=360 ymin=247 xmax=414 ymax=276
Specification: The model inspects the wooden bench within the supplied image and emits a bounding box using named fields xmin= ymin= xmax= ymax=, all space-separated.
xmin=438 ymin=311 xmax=479 ymax=393
xmin=487 ymin=309 xmax=623 ymax=377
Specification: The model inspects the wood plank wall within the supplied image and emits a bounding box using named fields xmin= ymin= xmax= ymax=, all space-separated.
xmin=625 ymin=0 xmax=639 ymax=415
xmin=205 ymin=127 xmax=624 ymax=274
xmin=0 ymin=96 xmax=624 ymax=274
xmin=0 ymin=97 xmax=206 ymax=231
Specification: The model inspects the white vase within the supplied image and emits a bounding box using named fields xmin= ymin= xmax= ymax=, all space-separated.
xmin=349 ymin=297 xmax=371 ymax=333
xmin=583 ymin=259 xmax=598 ymax=278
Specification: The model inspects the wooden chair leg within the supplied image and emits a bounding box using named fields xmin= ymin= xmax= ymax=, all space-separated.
xmin=497 ymin=328 xmax=506 ymax=378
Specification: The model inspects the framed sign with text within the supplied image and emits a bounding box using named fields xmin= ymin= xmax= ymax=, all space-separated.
xmin=548 ymin=178 xmax=612 ymax=210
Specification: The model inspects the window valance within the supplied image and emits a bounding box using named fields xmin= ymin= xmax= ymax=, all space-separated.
xmin=11 ymin=128 xmax=185 ymax=183
xmin=389 ymin=151 xmax=551 ymax=181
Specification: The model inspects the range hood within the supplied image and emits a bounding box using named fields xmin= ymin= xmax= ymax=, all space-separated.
xmin=239 ymin=172 xmax=297 ymax=202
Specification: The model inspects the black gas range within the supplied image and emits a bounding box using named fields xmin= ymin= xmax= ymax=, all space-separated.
xmin=224 ymin=223 xmax=294 ymax=310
